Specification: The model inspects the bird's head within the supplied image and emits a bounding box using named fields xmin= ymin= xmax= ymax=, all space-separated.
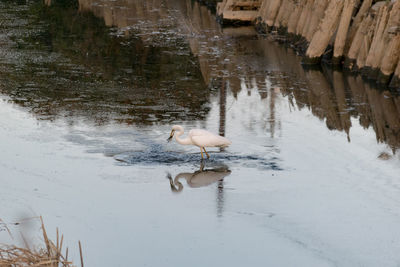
xmin=167 ymin=125 xmax=183 ymax=142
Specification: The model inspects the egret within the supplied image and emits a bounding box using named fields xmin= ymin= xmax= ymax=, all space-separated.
xmin=167 ymin=125 xmax=231 ymax=159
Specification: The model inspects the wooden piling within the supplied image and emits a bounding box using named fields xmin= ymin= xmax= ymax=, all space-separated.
xmin=287 ymin=0 xmax=305 ymax=34
xmin=305 ymin=0 xmax=344 ymax=62
xmin=333 ymin=0 xmax=357 ymax=63
xmin=364 ymin=4 xmax=389 ymax=72
xmin=304 ymin=0 xmax=329 ymax=41
xmin=217 ymin=0 xmax=400 ymax=87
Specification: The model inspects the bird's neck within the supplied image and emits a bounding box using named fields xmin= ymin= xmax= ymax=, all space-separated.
xmin=175 ymin=131 xmax=192 ymax=145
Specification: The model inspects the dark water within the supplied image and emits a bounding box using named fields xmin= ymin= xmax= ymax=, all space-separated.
xmin=1 ymin=0 xmax=399 ymax=152
xmin=114 ymin=143 xmax=282 ymax=170
xmin=1 ymin=1 xmax=400 ymax=266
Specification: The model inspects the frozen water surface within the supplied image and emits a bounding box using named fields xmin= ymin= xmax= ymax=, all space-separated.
xmin=0 ymin=0 xmax=400 ymax=267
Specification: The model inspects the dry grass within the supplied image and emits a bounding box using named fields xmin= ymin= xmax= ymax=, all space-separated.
xmin=0 ymin=217 xmax=82 ymax=267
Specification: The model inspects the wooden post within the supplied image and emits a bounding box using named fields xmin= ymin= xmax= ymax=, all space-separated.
xmin=356 ymin=15 xmax=377 ymax=70
xmin=259 ymin=0 xmax=271 ymax=17
xmin=305 ymin=0 xmax=344 ymax=62
xmin=379 ymin=1 xmax=400 ymax=82
xmin=265 ymin=0 xmax=282 ymax=27
xmin=345 ymin=14 xmax=373 ymax=67
xmin=280 ymin=0 xmax=296 ymax=29
xmin=296 ymin=0 xmax=314 ymax=36
xmin=301 ymin=0 xmax=315 ymax=38
xmin=274 ymin=0 xmax=291 ymax=28
xmin=287 ymin=0 xmax=305 ymax=34
xmin=347 ymin=0 xmax=373 ymax=42
xmin=258 ymin=0 xmax=271 ymax=25
xmin=304 ymin=0 xmax=329 ymax=41
xmin=364 ymin=4 xmax=389 ymax=70
xmin=333 ymin=0 xmax=357 ymax=63
xmin=380 ymin=34 xmax=400 ymax=79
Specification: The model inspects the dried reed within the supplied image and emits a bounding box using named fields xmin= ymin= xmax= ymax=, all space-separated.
xmin=0 ymin=217 xmax=83 ymax=267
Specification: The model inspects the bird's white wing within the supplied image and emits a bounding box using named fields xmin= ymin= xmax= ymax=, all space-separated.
xmin=190 ymin=129 xmax=232 ymax=148
xmin=189 ymin=129 xmax=213 ymax=137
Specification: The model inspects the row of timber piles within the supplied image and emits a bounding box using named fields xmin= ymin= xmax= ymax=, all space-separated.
xmin=217 ymin=0 xmax=400 ymax=89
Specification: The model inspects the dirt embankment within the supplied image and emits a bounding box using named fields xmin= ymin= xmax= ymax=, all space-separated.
xmin=217 ymin=0 xmax=400 ymax=89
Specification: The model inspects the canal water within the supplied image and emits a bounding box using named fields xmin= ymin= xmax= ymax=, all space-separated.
xmin=1 ymin=0 xmax=400 ymax=266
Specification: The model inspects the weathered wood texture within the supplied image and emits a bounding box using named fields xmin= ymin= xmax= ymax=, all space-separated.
xmin=253 ymin=0 xmax=400 ymax=87
xmin=333 ymin=0 xmax=357 ymax=60
xmin=306 ymin=0 xmax=344 ymax=59
xmin=217 ymin=0 xmax=261 ymax=22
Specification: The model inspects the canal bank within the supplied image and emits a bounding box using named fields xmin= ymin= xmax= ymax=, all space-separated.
xmin=217 ymin=0 xmax=400 ymax=89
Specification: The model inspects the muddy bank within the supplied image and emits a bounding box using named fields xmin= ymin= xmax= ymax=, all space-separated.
xmin=217 ymin=0 xmax=400 ymax=89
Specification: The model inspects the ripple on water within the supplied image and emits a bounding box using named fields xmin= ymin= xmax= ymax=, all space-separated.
xmin=113 ymin=144 xmax=282 ymax=170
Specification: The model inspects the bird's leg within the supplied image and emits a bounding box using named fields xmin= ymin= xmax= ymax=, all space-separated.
xmin=203 ymin=147 xmax=210 ymax=159
xmin=200 ymin=148 xmax=204 ymax=159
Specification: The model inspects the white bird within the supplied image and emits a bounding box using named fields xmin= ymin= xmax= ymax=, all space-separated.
xmin=167 ymin=125 xmax=232 ymax=159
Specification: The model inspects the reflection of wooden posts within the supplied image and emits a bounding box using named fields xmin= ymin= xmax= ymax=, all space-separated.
xmin=332 ymin=71 xmax=351 ymax=141
xmin=348 ymin=75 xmax=400 ymax=153
xmin=217 ymin=180 xmax=224 ymax=218
xmin=365 ymin=84 xmax=400 ymax=153
xmin=305 ymin=69 xmax=342 ymax=130
xmin=219 ymin=79 xmax=227 ymax=139
xmin=345 ymin=75 xmax=371 ymax=128
xmin=365 ymin=85 xmax=387 ymax=145
xmin=379 ymin=91 xmax=400 ymax=152
xmin=269 ymin=86 xmax=276 ymax=138
xmin=217 ymin=79 xmax=227 ymax=218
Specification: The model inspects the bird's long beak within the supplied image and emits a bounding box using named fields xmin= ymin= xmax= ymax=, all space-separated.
xmin=167 ymin=129 xmax=175 ymax=142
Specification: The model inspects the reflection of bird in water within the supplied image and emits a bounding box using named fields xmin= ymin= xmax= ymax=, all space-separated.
xmin=167 ymin=125 xmax=231 ymax=159
xmin=167 ymin=162 xmax=231 ymax=193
